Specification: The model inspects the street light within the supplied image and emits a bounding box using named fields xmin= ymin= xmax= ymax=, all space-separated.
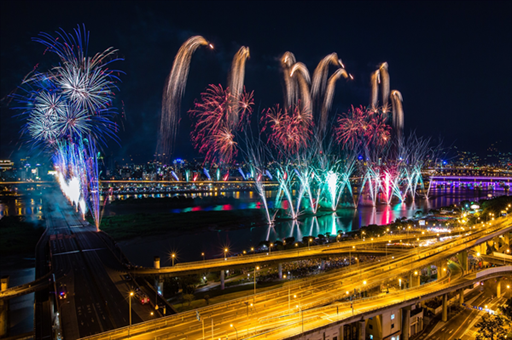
xmin=128 ymin=291 xmax=134 ymax=336
xmin=296 ymin=304 xmax=304 ymax=334
xmin=254 ymin=266 xmax=259 ymax=295
xmin=269 ymin=243 xmax=273 ymax=255
xmin=308 ymin=238 xmax=313 ymax=249
xmin=230 ymin=324 xmax=238 ymax=340
xmin=201 ymin=252 xmax=205 ymax=262
xmin=171 ymin=253 xmax=175 ymax=266
xmin=224 ymin=248 xmax=228 ymax=260
xmin=251 ymin=247 xmax=254 ymax=254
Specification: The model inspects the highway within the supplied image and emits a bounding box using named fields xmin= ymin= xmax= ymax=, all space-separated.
xmin=40 ymin=190 xmax=165 ymax=339
xmin=79 ymin=215 xmax=512 ymax=340
xmin=129 ymin=232 xmax=435 ymax=276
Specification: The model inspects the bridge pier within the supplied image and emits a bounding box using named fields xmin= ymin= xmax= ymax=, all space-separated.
xmin=409 ymin=272 xmax=420 ymax=287
xmin=278 ymin=263 xmax=282 ymax=279
xmin=457 ymin=250 xmax=468 ymax=273
xmin=220 ymin=270 xmax=225 ymax=290
xmin=437 ymin=261 xmax=447 ymax=279
xmin=442 ymin=293 xmax=448 ymax=322
xmin=153 ymin=256 xmax=163 ymax=295
xmin=359 ymin=320 xmax=366 ymax=340
xmin=339 ymin=324 xmax=344 ymax=340
xmin=0 ymin=276 xmax=9 ymax=338
xmin=458 ymin=288 xmax=464 ymax=306
xmin=402 ymin=305 xmax=411 ymax=340
xmin=497 ymin=279 xmax=502 ymax=298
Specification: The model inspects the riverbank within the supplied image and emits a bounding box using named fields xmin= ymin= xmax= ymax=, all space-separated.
xmin=0 ymin=216 xmax=45 ymax=255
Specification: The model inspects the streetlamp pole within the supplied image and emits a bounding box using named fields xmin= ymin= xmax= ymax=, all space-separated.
xmin=224 ymin=248 xmax=228 ymax=260
xmin=230 ymin=324 xmax=238 ymax=340
xmin=128 ymin=291 xmax=133 ymax=336
xmin=202 ymin=252 xmax=205 ymax=262
xmin=171 ymin=253 xmax=175 ymax=266
xmin=254 ymin=266 xmax=259 ymax=295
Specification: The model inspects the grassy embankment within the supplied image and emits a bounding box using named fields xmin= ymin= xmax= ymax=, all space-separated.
xmin=0 ymin=216 xmax=45 ymax=255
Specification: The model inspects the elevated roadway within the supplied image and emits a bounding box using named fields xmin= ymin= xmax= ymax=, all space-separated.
xmin=78 ymin=215 xmax=512 ymax=340
xmin=129 ymin=233 xmax=434 ymax=276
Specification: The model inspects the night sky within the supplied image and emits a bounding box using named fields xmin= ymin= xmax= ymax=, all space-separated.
xmin=1 ymin=1 xmax=511 ymax=163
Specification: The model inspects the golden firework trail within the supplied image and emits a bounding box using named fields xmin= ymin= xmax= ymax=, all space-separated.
xmin=311 ymin=53 xmax=341 ymax=104
xmin=281 ymin=52 xmax=297 ymax=107
xmin=290 ymin=62 xmax=312 ymax=112
xmin=320 ymin=67 xmax=349 ymax=135
xmin=370 ymin=69 xmax=380 ymax=111
xmin=228 ymin=46 xmax=250 ymax=128
xmin=379 ymin=62 xmax=390 ymax=111
xmin=159 ymin=36 xmax=210 ymax=161
xmin=391 ymin=90 xmax=404 ymax=139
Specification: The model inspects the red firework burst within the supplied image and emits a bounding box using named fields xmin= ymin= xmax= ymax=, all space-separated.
xmin=335 ymin=105 xmax=390 ymax=150
xmin=189 ymin=84 xmax=254 ymax=163
xmin=261 ymin=102 xmax=312 ymax=154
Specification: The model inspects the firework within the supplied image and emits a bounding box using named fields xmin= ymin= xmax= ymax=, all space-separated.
xmin=261 ymin=104 xmax=312 ymax=155
xmin=281 ymin=52 xmax=298 ymax=107
xmin=319 ymin=67 xmax=350 ymax=136
xmin=189 ymin=84 xmax=254 ymax=163
xmin=289 ymin=62 xmax=312 ymax=112
xmin=311 ymin=53 xmax=341 ymax=103
xmin=159 ymin=36 xmax=211 ymax=161
xmin=391 ymin=90 xmax=404 ymax=140
xmin=335 ymin=105 xmax=391 ymax=151
xmin=15 ymin=26 xmax=122 ymax=230
xmin=228 ymin=46 xmax=250 ymax=128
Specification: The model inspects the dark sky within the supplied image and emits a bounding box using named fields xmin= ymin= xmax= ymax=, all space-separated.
xmin=1 ymin=1 xmax=511 ymax=163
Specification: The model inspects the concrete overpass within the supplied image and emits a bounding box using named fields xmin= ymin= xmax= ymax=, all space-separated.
xmin=75 ymin=215 xmax=512 ymax=340
xmin=128 ymin=233 xmax=429 ymax=277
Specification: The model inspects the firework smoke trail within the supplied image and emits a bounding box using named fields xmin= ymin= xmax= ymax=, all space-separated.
xmin=281 ymin=52 xmax=298 ymax=107
xmin=228 ymin=46 xmax=250 ymax=128
xmin=159 ymin=36 xmax=210 ymax=161
xmin=320 ymin=68 xmax=350 ymax=136
xmin=391 ymin=90 xmax=404 ymax=140
xmin=216 ymin=168 xmax=220 ymax=181
xmin=185 ymin=170 xmax=190 ymax=182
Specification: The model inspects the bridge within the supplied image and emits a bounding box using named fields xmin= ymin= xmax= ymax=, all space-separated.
xmin=76 ymin=215 xmax=512 ymax=340
xmin=129 ymin=234 xmax=430 ymax=277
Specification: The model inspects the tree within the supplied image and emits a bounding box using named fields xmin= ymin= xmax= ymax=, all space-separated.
xmin=182 ymin=294 xmax=194 ymax=307
xmin=499 ymin=297 xmax=512 ymax=321
xmin=475 ymin=314 xmax=507 ymax=340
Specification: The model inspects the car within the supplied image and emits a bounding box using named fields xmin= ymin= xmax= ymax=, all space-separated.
xmin=135 ymin=289 xmax=149 ymax=304
xmin=58 ymin=284 xmax=68 ymax=299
